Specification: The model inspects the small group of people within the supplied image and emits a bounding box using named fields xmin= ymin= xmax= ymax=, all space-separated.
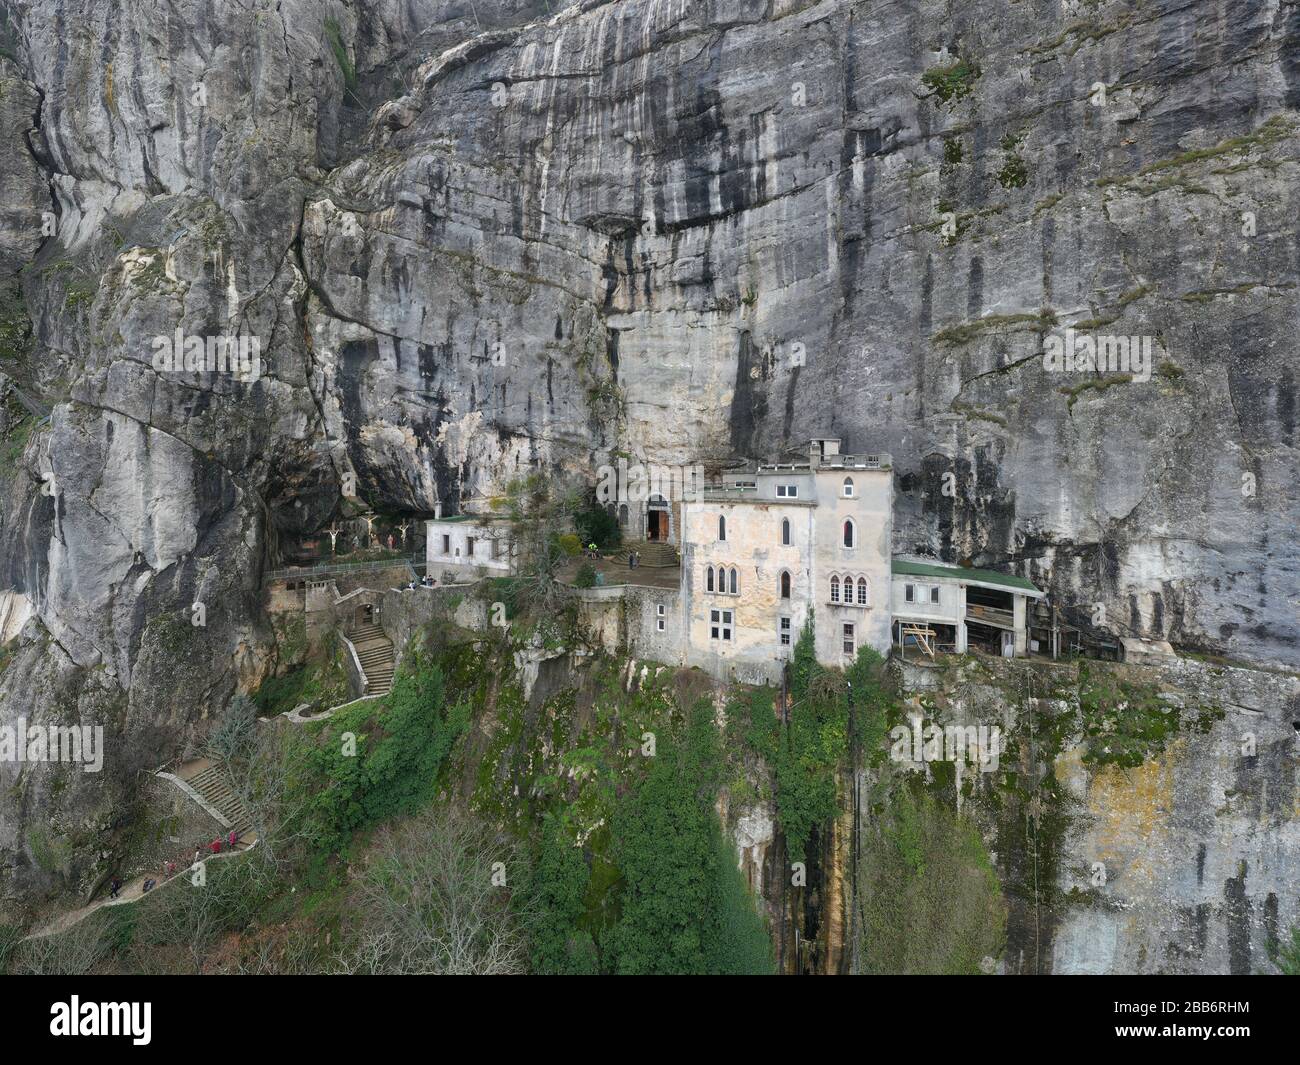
xmin=104 ymin=829 xmax=242 ymax=903
xmin=584 ymin=542 xmax=601 ymax=559
xmin=188 ymin=829 xmax=240 ymax=865
xmin=405 ymin=574 xmax=436 ymax=590
xmin=627 ymin=550 xmax=642 ymax=568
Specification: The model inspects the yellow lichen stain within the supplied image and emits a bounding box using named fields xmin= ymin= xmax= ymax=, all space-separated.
xmin=105 ymin=62 xmax=116 ymax=117
xmin=1076 ymin=738 xmax=1185 ymax=891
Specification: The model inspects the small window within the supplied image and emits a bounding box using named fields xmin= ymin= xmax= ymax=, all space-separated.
xmin=657 ymin=603 xmax=665 ymax=616
xmin=843 ymin=520 xmax=855 ymax=548
xmin=711 ymin=609 xmax=732 ymax=641
xmin=842 ymin=477 xmax=854 ymax=498
xmin=781 ymin=518 xmax=790 ymax=545
xmin=442 ymin=534 xmax=450 ymax=554
xmin=467 ymin=536 xmax=476 ymax=557
xmin=780 ymin=570 xmax=791 ymax=599
xmin=718 ymin=515 xmax=727 ymax=541
xmin=729 ymin=567 xmax=738 ymax=595
xmin=830 ymin=576 xmax=840 ymax=603
xmin=904 ymin=583 xmax=915 ymax=604
xmin=857 ymin=577 xmax=868 ymax=605
xmin=779 ymin=616 xmax=791 ymax=646
xmin=706 ymin=566 xmax=715 ymax=592
xmin=776 ymin=484 xmax=798 ymax=498
xmin=842 ymin=623 xmax=855 ymax=656
xmin=930 ymin=585 xmax=940 ymax=604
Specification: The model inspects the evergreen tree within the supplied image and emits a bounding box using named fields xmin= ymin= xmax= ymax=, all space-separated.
xmin=610 ymin=700 xmax=773 ymax=974
xmin=525 ymin=812 xmax=597 ymax=974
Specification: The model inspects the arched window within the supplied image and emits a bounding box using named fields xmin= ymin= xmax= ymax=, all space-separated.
xmin=830 ymin=576 xmax=840 ymax=603
xmin=618 ymin=503 xmax=628 ymax=527
xmin=843 ymin=477 xmax=854 ymax=497
xmin=706 ymin=566 xmax=714 ymax=592
xmin=718 ymin=515 xmax=727 ymax=541
xmin=857 ymin=577 xmax=868 ymax=605
xmin=781 ymin=518 xmax=790 ymax=546
xmin=843 ymin=519 xmax=855 ymax=548
xmin=729 ymin=567 xmax=738 ymax=594
xmin=780 ymin=571 xmax=791 ymax=599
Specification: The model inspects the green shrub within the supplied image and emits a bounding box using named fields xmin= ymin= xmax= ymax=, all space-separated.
xmin=857 ymin=784 xmax=1005 ymax=974
xmin=291 ymin=651 xmax=469 ymax=852
xmin=610 ymin=700 xmax=774 ymax=974
xmin=575 ymin=504 xmax=621 ymax=551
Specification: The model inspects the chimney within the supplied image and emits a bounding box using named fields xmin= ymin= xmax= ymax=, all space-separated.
xmin=809 ymin=440 xmax=822 ymax=469
xmin=434 ymin=502 xmax=442 ymax=519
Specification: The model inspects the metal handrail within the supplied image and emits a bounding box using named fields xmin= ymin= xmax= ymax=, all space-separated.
xmin=267 ymin=553 xmax=422 ymax=581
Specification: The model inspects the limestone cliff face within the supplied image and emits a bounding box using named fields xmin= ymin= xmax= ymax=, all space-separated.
xmin=898 ymin=656 xmax=1300 ymax=975
xmin=0 ymin=0 xmax=1296 ymax=923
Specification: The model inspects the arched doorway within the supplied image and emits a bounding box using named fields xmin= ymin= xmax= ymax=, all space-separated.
xmin=647 ymin=494 xmax=670 ymax=542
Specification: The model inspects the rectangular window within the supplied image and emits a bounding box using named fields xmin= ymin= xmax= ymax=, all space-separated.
xmin=905 ymin=583 xmax=915 ymax=603
xmin=467 ymin=536 xmax=476 ymax=557
xmin=775 ymin=484 xmax=799 ymax=498
xmin=710 ymin=609 xmax=733 ymax=641
xmin=657 ymin=617 xmax=665 ymax=632
xmin=779 ymin=616 xmax=791 ymax=646
xmin=842 ymin=623 xmax=855 ymax=656
xmin=442 ymin=534 xmax=450 ymax=554
xmin=930 ymin=585 xmax=940 ymax=604
xmin=657 ymin=603 xmax=665 ymax=632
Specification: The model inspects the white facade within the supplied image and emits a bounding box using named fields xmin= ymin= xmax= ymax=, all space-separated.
xmin=425 ymin=517 xmax=514 ymax=581
xmin=677 ymin=449 xmax=893 ymax=683
xmin=891 ymin=559 xmax=1044 ymax=658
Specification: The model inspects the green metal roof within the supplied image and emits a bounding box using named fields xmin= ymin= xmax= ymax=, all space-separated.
xmin=891 ymin=559 xmax=1041 ymax=595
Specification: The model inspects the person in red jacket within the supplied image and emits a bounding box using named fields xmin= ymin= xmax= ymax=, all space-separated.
xmin=209 ymin=838 xmax=222 ymax=854
xmin=227 ymin=829 xmax=238 ymax=850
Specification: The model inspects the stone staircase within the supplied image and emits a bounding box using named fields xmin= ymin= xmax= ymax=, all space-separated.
xmin=617 ymin=540 xmax=680 ymax=568
xmin=349 ymin=621 xmax=396 ymax=695
xmin=184 ymin=764 xmax=254 ymax=837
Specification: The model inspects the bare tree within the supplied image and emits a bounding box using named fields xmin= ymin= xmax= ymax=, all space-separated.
xmin=501 ymin=472 xmax=583 ymax=618
xmin=14 ymin=919 xmax=113 ymax=975
xmin=205 ymin=695 xmax=311 ymax=870
xmin=337 ymin=804 xmax=529 ymax=975
xmin=137 ymin=856 xmax=263 ymax=974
